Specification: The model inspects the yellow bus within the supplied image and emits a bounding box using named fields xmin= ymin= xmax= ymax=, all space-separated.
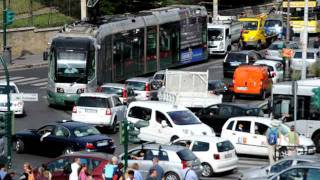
xmin=283 ymin=0 xmax=320 ymax=34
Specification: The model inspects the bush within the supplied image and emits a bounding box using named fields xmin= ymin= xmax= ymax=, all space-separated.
xmin=311 ymin=61 xmax=320 ymax=77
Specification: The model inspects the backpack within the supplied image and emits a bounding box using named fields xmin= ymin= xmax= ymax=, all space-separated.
xmin=267 ymin=128 xmax=278 ymax=145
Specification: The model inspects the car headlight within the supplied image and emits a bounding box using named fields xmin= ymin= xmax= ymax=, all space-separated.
xmin=249 ymin=36 xmax=255 ymax=41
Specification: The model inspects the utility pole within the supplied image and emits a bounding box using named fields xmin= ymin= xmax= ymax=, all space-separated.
xmin=284 ymin=0 xmax=291 ymax=81
xmin=3 ymin=0 xmax=7 ymax=50
xmin=81 ymin=0 xmax=87 ymax=20
xmin=286 ymin=0 xmax=291 ymax=43
xmin=213 ymin=0 xmax=218 ymax=19
xmin=301 ymin=0 xmax=308 ymax=79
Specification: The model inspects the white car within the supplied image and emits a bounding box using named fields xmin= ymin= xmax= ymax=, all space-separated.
xmin=172 ymin=135 xmax=238 ymax=177
xmin=220 ymin=116 xmax=316 ymax=156
xmin=127 ymin=101 xmax=214 ymax=144
xmin=291 ymin=48 xmax=320 ymax=71
xmin=71 ymin=93 xmax=127 ymax=133
xmin=254 ymin=60 xmax=284 ymax=83
xmin=265 ymin=41 xmax=299 ymax=61
xmin=99 ymin=83 xmax=136 ymax=105
xmin=0 ymin=81 xmax=24 ymax=116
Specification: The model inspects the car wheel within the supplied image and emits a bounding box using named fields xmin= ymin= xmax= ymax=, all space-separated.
xmin=170 ymin=136 xmax=179 ymax=142
xmin=312 ymin=132 xmax=320 ymax=153
xmin=15 ymin=139 xmax=25 ymax=153
xmin=110 ymin=118 xmax=117 ymax=134
xmin=164 ymin=172 xmax=179 ymax=180
xmin=63 ymin=147 xmax=74 ymax=155
xmin=201 ymin=162 xmax=214 ymax=177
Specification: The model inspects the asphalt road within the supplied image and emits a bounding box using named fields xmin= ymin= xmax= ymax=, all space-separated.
xmin=1 ymin=56 xmax=268 ymax=180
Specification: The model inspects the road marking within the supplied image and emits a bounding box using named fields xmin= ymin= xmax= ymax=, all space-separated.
xmin=19 ymin=78 xmax=48 ymax=85
xmin=39 ymin=86 xmax=47 ymax=89
xmin=0 ymin=76 xmax=24 ymax=81
xmin=32 ymin=82 xmax=48 ymax=87
xmin=13 ymin=77 xmax=38 ymax=83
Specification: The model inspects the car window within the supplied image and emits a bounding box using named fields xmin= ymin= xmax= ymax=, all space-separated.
xmin=225 ymin=53 xmax=247 ymax=62
xmin=307 ymin=168 xmax=320 ymax=180
xmin=126 ymin=81 xmax=146 ymax=91
xmin=269 ymin=43 xmax=284 ymax=50
xmin=294 ymin=52 xmax=315 ymax=59
xmin=68 ymin=157 xmax=102 ymax=172
xmin=192 ymin=141 xmax=209 ymax=152
xmin=0 ymin=85 xmax=17 ymax=94
xmin=173 ymin=140 xmax=190 ymax=148
xmin=128 ymin=106 xmax=152 ymax=121
xmin=216 ymin=140 xmax=234 ymax=152
xmin=52 ymin=126 xmax=70 ymax=137
xmin=270 ymin=160 xmax=293 ymax=173
xmin=177 ymin=149 xmax=197 ymax=161
xmin=235 ymin=121 xmax=251 ymax=133
xmin=77 ymin=97 xmax=109 ymax=108
xmin=128 ymin=149 xmax=146 ymax=160
xmin=73 ymin=126 xmax=100 ymax=137
xmin=245 ymin=108 xmax=264 ymax=117
xmin=101 ymin=87 xmax=122 ymax=97
xmin=296 ymin=160 xmax=309 ymax=164
xmin=127 ymin=88 xmax=135 ymax=97
xmin=37 ymin=125 xmax=55 ymax=136
xmin=167 ymin=110 xmax=201 ymax=125
xmin=226 ymin=121 xmax=234 ymax=130
xmin=218 ymin=106 xmax=232 ymax=116
xmin=112 ymin=96 xmax=123 ymax=106
xmin=159 ymin=150 xmax=169 ymax=161
xmin=275 ymin=168 xmax=308 ymax=180
xmin=153 ymin=74 xmax=164 ymax=81
xmin=254 ymin=122 xmax=269 ymax=135
xmin=47 ymin=158 xmax=70 ymax=172
xmin=156 ymin=111 xmax=172 ymax=127
xmin=276 ymin=63 xmax=283 ymax=71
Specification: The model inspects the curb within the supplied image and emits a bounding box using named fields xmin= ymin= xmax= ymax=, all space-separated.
xmin=0 ymin=62 xmax=48 ymax=72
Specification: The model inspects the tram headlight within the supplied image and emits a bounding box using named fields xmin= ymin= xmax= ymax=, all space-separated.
xmin=57 ymin=87 xmax=64 ymax=93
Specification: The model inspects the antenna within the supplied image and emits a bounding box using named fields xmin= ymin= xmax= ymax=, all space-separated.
xmin=87 ymin=0 xmax=100 ymax=8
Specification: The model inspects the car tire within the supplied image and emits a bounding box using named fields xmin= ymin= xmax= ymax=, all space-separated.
xmin=201 ymin=162 xmax=214 ymax=177
xmin=170 ymin=136 xmax=179 ymax=142
xmin=63 ymin=147 xmax=74 ymax=155
xmin=15 ymin=139 xmax=25 ymax=153
xmin=312 ymin=132 xmax=320 ymax=153
xmin=164 ymin=172 xmax=179 ymax=180
xmin=110 ymin=118 xmax=117 ymax=134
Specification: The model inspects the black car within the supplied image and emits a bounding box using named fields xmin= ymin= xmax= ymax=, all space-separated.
xmin=223 ymin=50 xmax=263 ymax=78
xmin=208 ymin=80 xmax=234 ymax=102
xmin=13 ymin=121 xmax=116 ymax=156
xmin=196 ymin=103 xmax=264 ymax=135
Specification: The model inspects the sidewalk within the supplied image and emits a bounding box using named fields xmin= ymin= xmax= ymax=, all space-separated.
xmin=1 ymin=54 xmax=48 ymax=71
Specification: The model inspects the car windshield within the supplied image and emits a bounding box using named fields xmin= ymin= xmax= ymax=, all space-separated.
xmin=177 ymin=149 xmax=197 ymax=161
xmin=126 ymin=81 xmax=146 ymax=91
xmin=245 ymin=108 xmax=264 ymax=117
xmin=77 ymin=97 xmax=109 ymax=108
xmin=242 ymin=21 xmax=258 ymax=30
xmin=208 ymin=28 xmax=224 ymax=41
xmin=73 ymin=126 xmax=101 ymax=137
xmin=0 ymin=85 xmax=16 ymax=94
xmin=294 ymin=52 xmax=315 ymax=59
xmin=265 ymin=20 xmax=282 ymax=27
xmin=167 ymin=110 xmax=201 ymax=125
xmin=269 ymin=43 xmax=284 ymax=50
xmin=226 ymin=53 xmax=247 ymax=62
xmin=101 ymin=87 xmax=123 ymax=97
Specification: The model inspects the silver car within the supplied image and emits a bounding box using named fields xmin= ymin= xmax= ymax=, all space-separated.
xmin=99 ymin=83 xmax=136 ymax=105
xmin=239 ymin=155 xmax=319 ymax=180
xmin=125 ymin=77 xmax=158 ymax=101
xmin=265 ymin=41 xmax=299 ymax=61
xmin=120 ymin=144 xmax=202 ymax=180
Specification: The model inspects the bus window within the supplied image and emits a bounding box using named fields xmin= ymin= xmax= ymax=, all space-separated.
xmin=273 ymin=95 xmax=293 ymax=121
xmin=146 ymin=26 xmax=157 ymax=73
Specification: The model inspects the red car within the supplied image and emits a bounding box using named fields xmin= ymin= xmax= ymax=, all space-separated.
xmin=40 ymin=151 xmax=112 ymax=180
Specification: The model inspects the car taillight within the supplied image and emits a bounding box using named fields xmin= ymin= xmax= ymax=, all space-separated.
xmin=181 ymin=160 xmax=187 ymax=169
xmin=72 ymin=106 xmax=77 ymax=113
xmin=106 ymin=108 xmax=112 ymax=115
xmin=123 ymin=89 xmax=128 ymax=98
xmin=85 ymin=143 xmax=95 ymax=149
xmin=145 ymin=82 xmax=150 ymax=91
xmin=214 ymin=154 xmax=220 ymax=160
xmin=96 ymin=86 xmax=102 ymax=92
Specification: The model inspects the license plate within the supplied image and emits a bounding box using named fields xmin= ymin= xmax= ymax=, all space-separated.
xmin=97 ymin=141 xmax=108 ymax=147
xmin=230 ymin=62 xmax=241 ymax=66
xmin=224 ymin=153 xmax=232 ymax=159
xmin=237 ymin=87 xmax=248 ymax=90
xmin=85 ymin=109 xmax=97 ymax=113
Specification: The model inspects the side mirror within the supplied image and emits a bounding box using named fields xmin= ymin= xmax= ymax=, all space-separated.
xmin=43 ymin=51 xmax=48 ymax=61
xmin=161 ymin=120 xmax=168 ymax=128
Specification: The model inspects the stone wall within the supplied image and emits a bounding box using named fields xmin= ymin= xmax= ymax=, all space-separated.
xmin=0 ymin=27 xmax=61 ymax=58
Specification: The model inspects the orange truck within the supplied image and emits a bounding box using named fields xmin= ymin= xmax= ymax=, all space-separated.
xmin=233 ymin=65 xmax=273 ymax=99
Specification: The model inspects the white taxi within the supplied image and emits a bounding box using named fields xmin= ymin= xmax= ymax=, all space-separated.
xmin=172 ymin=135 xmax=238 ymax=177
xmin=0 ymin=81 xmax=24 ymax=116
xmin=220 ymin=117 xmax=316 ymax=156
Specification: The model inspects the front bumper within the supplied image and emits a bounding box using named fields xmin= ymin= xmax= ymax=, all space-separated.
xmin=0 ymin=106 xmax=24 ymax=115
xmin=47 ymin=91 xmax=80 ymax=106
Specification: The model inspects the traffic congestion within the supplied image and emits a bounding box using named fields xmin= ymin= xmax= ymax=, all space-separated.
xmin=0 ymin=0 xmax=320 ymax=180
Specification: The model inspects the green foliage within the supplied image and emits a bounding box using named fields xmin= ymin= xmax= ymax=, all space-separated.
xmin=291 ymin=70 xmax=301 ymax=81
xmin=310 ymin=61 xmax=320 ymax=77
xmin=312 ymin=88 xmax=320 ymax=110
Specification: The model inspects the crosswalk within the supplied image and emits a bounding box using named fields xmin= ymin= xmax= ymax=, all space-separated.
xmin=0 ymin=76 xmax=48 ymax=89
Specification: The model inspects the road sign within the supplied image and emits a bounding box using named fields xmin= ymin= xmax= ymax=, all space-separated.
xmin=87 ymin=0 xmax=100 ymax=7
xmin=5 ymin=9 xmax=15 ymax=25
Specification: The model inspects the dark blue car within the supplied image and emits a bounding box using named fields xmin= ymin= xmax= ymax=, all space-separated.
xmin=13 ymin=121 xmax=115 ymax=156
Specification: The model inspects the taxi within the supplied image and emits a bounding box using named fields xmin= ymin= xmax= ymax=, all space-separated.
xmin=221 ymin=117 xmax=316 ymax=156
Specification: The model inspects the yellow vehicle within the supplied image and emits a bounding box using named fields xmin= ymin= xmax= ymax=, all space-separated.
xmin=239 ymin=14 xmax=267 ymax=49
xmin=283 ymin=0 xmax=320 ymax=34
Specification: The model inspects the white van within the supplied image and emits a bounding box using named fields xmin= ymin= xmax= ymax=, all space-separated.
xmin=126 ymin=101 xmax=215 ymax=144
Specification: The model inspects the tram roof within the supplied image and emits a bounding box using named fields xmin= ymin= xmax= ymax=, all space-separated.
xmin=272 ymin=78 xmax=320 ymax=96
xmin=96 ymin=5 xmax=207 ymax=43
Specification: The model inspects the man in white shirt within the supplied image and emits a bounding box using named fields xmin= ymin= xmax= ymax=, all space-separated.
xmin=69 ymin=158 xmax=81 ymax=180
xmin=182 ymin=161 xmax=198 ymax=180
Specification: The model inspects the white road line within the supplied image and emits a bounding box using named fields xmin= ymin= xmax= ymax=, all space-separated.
xmin=32 ymin=82 xmax=48 ymax=86
xmin=13 ymin=77 xmax=38 ymax=83
xmin=39 ymin=86 xmax=47 ymax=89
xmin=19 ymin=78 xmax=47 ymax=85
xmin=0 ymin=76 xmax=24 ymax=81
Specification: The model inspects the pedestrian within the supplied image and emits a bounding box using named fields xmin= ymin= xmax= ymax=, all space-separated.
xmin=3 ymin=171 xmax=15 ymax=180
xmin=125 ymin=170 xmax=134 ymax=180
xmin=182 ymin=161 xmax=198 ymax=180
xmin=131 ymin=163 xmax=142 ymax=180
xmin=112 ymin=162 xmax=124 ymax=180
xmin=21 ymin=163 xmax=35 ymax=180
xmin=266 ymin=121 xmax=281 ymax=164
xmin=69 ymin=158 xmax=81 ymax=180
xmin=41 ymin=164 xmax=52 ymax=180
xmin=186 ymin=141 xmax=191 ymax=149
xmin=146 ymin=168 xmax=157 ymax=180
xmin=0 ymin=163 xmax=7 ymax=180
xmin=148 ymin=157 xmax=164 ymax=180
xmin=35 ymin=167 xmax=49 ymax=180
xmin=103 ymin=156 xmax=118 ymax=180
xmin=286 ymin=125 xmax=299 ymax=156
xmin=78 ymin=164 xmax=91 ymax=180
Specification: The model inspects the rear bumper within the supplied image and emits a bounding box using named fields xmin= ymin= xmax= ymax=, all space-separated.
xmin=0 ymin=106 xmax=24 ymax=115
xmin=234 ymin=87 xmax=261 ymax=95
xmin=47 ymin=91 xmax=80 ymax=106
xmin=211 ymin=158 xmax=238 ymax=173
xmin=72 ymin=114 xmax=113 ymax=126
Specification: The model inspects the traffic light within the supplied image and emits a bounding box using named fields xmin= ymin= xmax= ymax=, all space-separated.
xmin=119 ymin=120 xmax=128 ymax=145
xmin=5 ymin=9 xmax=15 ymax=25
xmin=0 ymin=113 xmax=6 ymax=136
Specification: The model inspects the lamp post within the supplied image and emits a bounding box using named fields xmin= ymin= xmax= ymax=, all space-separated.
xmin=301 ymin=0 xmax=308 ymax=79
